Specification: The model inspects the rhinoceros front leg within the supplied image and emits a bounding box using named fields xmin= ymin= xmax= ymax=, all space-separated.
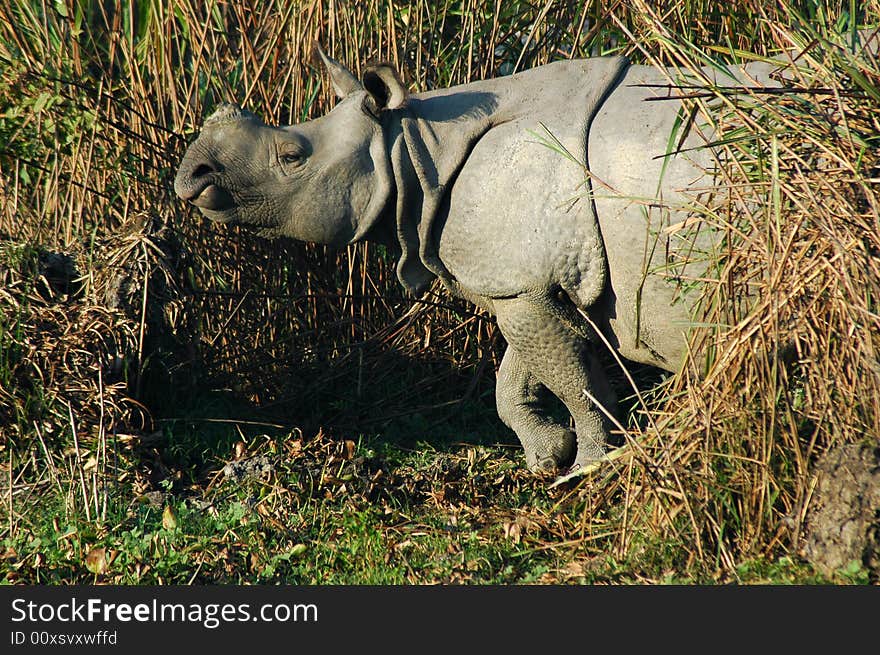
xmin=493 ymin=295 xmax=614 ymax=472
xmin=496 ymin=347 xmax=576 ymax=472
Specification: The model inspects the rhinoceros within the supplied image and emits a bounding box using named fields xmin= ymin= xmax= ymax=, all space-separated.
xmin=174 ymin=46 xmax=775 ymax=473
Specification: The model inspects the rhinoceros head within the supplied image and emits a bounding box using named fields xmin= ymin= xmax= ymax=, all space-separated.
xmin=174 ymin=46 xmax=407 ymax=242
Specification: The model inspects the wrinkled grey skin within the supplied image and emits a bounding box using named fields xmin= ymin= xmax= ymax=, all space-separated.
xmin=174 ymin=47 xmax=778 ymax=473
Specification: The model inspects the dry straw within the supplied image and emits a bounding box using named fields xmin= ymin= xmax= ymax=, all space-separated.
xmin=594 ymin=1 xmax=880 ymax=564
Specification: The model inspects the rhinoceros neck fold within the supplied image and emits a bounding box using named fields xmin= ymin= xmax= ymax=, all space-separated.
xmin=390 ymin=96 xmax=498 ymax=293
xmin=349 ymin=124 xmax=398 ymax=244
xmin=386 ymin=56 xmax=630 ymax=298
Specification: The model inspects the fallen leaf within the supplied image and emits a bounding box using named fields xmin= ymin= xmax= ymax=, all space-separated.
xmin=85 ymin=548 xmax=108 ymax=575
xmin=162 ymin=505 xmax=178 ymax=530
xmin=502 ymin=521 xmax=522 ymax=543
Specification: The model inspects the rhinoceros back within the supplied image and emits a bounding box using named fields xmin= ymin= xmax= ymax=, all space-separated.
xmin=588 ymin=60 xmax=783 ymax=369
xmin=394 ymin=57 xmax=628 ymax=308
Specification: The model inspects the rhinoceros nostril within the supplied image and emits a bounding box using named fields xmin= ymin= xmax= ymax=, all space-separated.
xmin=175 ymin=158 xmax=224 ymax=201
xmin=192 ymin=163 xmax=217 ymax=179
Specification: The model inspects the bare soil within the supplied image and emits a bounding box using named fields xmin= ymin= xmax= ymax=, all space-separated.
xmin=802 ymin=442 xmax=880 ymax=580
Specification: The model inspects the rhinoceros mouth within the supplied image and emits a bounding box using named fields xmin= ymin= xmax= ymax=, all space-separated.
xmin=199 ymin=207 xmax=239 ymax=225
xmin=188 ymin=183 xmax=236 ymax=212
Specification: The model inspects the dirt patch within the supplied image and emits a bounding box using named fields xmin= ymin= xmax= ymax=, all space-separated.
xmin=802 ymin=442 xmax=880 ymax=579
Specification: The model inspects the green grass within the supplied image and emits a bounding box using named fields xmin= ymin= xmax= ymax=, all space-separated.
xmin=3 ymin=406 xmax=869 ymax=586
xmin=5 ymin=425 xmax=861 ymax=584
xmin=2 ymin=429 xmax=556 ymax=584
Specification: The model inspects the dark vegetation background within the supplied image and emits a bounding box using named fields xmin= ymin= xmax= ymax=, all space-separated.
xmin=1 ymin=0 xmax=878 ymax=583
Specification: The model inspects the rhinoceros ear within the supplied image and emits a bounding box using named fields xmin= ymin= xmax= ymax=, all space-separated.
xmin=362 ymin=64 xmax=408 ymax=113
xmin=312 ymin=43 xmax=362 ymax=98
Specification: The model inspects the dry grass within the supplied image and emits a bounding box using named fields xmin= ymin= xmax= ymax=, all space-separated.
xmin=1 ymin=0 xmax=878 ymax=582
xmin=570 ymin=2 xmax=880 ymax=569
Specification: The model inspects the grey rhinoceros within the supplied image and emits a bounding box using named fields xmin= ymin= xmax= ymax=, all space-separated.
xmin=174 ymin=46 xmax=774 ymax=473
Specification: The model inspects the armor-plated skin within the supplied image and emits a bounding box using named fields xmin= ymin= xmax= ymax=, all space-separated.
xmin=174 ymin=47 xmax=777 ymax=472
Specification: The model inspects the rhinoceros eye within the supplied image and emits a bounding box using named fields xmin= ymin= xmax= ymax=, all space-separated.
xmin=277 ymin=142 xmax=307 ymax=170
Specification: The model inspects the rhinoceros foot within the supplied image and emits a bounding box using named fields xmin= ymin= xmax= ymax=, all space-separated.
xmin=493 ymin=295 xmax=617 ymax=475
